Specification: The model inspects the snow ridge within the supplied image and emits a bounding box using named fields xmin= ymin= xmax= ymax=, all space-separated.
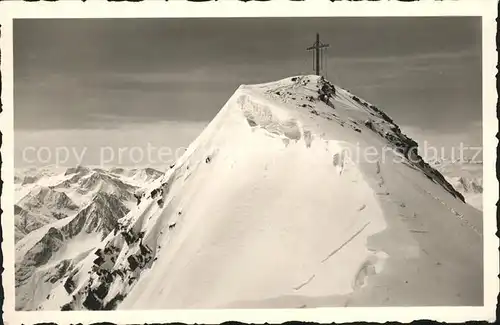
xmin=18 ymin=76 xmax=483 ymax=310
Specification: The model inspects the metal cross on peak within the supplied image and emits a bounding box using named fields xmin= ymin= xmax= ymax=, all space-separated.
xmin=306 ymin=33 xmax=330 ymax=76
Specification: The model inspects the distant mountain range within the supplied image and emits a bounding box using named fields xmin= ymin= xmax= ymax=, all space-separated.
xmin=14 ymin=166 xmax=164 ymax=310
xmin=428 ymin=159 xmax=483 ymax=211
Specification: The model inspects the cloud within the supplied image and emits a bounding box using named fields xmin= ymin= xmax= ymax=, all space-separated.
xmin=15 ymin=121 xmax=208 ymax=168
xmin=400 ymin=124 xmax=482 ymax=161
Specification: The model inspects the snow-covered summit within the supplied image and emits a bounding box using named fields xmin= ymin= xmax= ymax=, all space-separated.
xmin=22 ymin=76 xmax=483 ymax=310
xmin=180 ymin=75 xmax=464 ymax=202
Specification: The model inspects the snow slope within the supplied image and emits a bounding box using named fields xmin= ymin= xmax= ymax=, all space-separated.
xmin=32 ymin=76 xmax=482 ymax=310
xmin=109 ymin=167 xmax=165 ymax=186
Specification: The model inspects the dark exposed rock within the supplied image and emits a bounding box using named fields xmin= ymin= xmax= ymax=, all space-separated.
xmin=51 ymin=212 xmax=68 ymax=220
xmin=139 ymin=243 xmax=151 ymax=255
xmin=134 ymin=193 xmax=142 ymax=205
xmin=151 ymin=188 xmax=159 ymax=199
xmin=121 ymin=231 xmax=139 ymax=245
xmin=95 ymin=282 xmax=109 ymax=300
xmin=82 ymin=290 xmax=102 ymax=310
xmin=63 ymin=276 xmax=75 ymax=294
xmin=93 ymin=256 xmax=104 ymax=266
xmin=127 ymin=256 xmax=139 ymax=271
xmin=104 ymin=294 xmax=125 ymax=310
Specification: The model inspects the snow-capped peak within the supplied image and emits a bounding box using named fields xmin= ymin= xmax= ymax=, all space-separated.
xmin=28 ymin=75 xmax=481 ymax=311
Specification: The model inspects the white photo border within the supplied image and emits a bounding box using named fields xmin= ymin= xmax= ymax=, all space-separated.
xmin=0 ymin=0 xmax=498 ymax=323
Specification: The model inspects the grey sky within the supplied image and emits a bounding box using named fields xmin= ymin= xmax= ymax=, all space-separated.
xmin=14 ymin=17 xmax=482 ymax=167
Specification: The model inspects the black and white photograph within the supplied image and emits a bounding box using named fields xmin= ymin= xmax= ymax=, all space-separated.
xmin=1 ymin=1 xmax=498 ymax=323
